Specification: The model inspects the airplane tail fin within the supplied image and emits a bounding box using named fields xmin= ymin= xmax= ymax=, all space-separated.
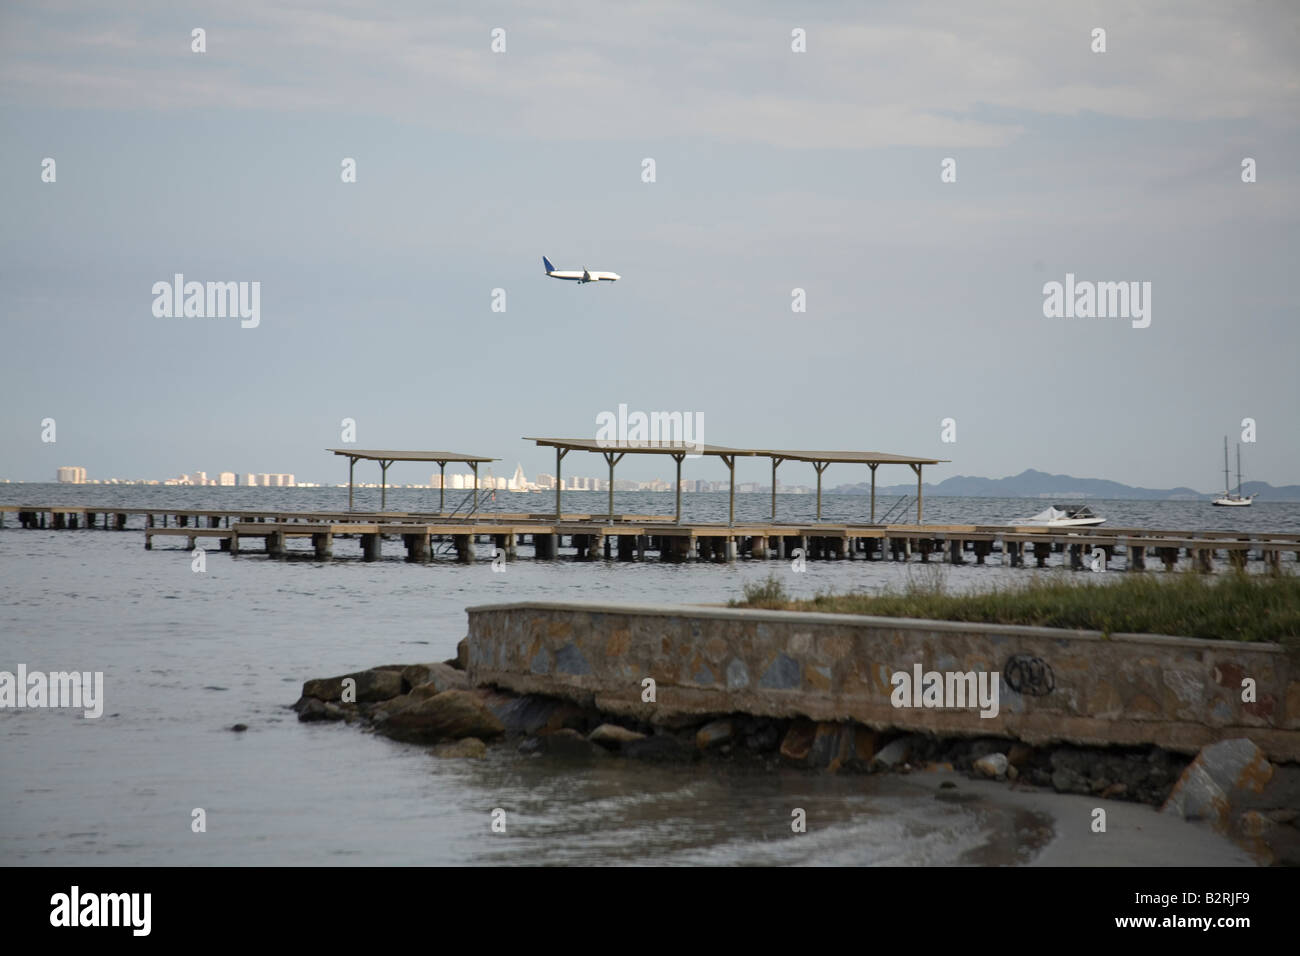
xmin=542 ymin=256 xmax=555 ymax=274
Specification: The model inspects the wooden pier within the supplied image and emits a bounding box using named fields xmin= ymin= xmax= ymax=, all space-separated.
xmin=3 ymin=503 xmax=1298 ymax=572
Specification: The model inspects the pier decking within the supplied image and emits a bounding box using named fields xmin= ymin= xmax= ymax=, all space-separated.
xmin=3 ymin=503 xmax=1298 ymax=572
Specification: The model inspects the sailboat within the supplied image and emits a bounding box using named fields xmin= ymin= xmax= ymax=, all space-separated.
xmin=1211 ymin=438 xmax=1254 ymax=507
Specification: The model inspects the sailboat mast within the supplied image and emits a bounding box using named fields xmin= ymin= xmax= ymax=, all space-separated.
xmin=1236 ymin=444 xmax=1243 ymax=497
xmin=1223 ymin=437 xmax=1230 ymax=494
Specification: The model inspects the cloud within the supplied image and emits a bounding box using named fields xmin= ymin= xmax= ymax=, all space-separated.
xmin=3 ymin=0 xmax=1295 ymax=148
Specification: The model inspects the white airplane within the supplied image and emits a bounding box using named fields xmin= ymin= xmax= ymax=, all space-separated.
xmin=543 ymin=256 xmax=620 ymax=284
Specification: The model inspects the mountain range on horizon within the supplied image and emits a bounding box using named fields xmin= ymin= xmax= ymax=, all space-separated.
xmin=830 ymin=468 xmax=1300 ymax=502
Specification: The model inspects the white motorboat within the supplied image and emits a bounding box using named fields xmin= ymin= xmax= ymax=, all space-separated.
xmin=1212 ymin=438 xmax=1254 ymax=507
xmin=1018 ymin=504 xmax=1106 ymax=528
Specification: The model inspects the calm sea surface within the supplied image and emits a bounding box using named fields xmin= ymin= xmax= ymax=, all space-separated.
xmin=2 ymin=486 xmax=1293 ymax=865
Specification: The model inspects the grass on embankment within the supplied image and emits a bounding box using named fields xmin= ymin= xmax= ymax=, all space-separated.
xmin=731 ymin=569 xmax=1300 ymax=649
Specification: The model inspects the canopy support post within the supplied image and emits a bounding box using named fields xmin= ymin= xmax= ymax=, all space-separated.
xmin=869 ymin=463 xmax=878 ymax=523
xmin=672 ymin=453 xmax=685 ymax=523
xmin=721 ymin=454 xmax=736 ymax=527
xmin=911 ymin=463 xmax=923 ymax=524
xmin=554 ymin=447 xmax=568 ymax=520
xmin=380 ymin=459 xmax=393 ymax=511
xmin=603 ymin=451 xmax=624 ymax=524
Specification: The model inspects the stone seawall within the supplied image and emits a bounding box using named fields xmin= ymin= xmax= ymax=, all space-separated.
xmin=465 ymin=601 xmax=1300 ymax=762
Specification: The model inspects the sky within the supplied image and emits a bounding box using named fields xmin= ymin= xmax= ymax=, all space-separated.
xmin=1 ymin=0 xmax=1297 ymax=492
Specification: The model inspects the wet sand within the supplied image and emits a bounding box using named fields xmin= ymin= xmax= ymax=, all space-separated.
xmin=901 ymin=770 xmax=1257 ymax=866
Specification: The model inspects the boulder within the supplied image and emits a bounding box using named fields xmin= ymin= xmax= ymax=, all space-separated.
xmin=529 ymin=728 xmax=605 ymax=759
xmin=375 ymin=689 xmax=505 ymax=743
xmin=480 ymin=691 xmax=588 ymax=735
xmin=301 ymin=668 xmax=402 ymax=704
xmin=403 ymin=662 xmax=470 ymax=695
xmin=589 ymin=723 xmax=647 ymax=749
xmin=432 ymin=737 xmax=487 ymax=759
xmin=1162 ymin=738 xmax=1274 ymax=830
xmin=623 ymin=734 xmax=700 ymax=764
xmin=870 ymin=736 xmax=915 ymax=772
xmin=973 ymin=753 xmax=1008 ymax=779
xmin=457 ymin=637 xmax=469 ymax=671
xmin=742 ymin=721 xmax=781 ymax=753
xmin=1051 ymin=767 xmax=1090 ymax=795
xmin=779 ymin=720 xmax=817 ymax=762
xmin=297 ymin=698 xmax=348 ymax=723
xmin=695 ymin=719 xmax=733 ymax=750
xmin=807 ymin=723 xmax=856 ymax=769
xmin=1007 ymin=743 xmax=1035 ymax=768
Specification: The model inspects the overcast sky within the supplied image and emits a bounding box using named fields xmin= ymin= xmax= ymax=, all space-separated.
xmin=2 ymin=0 xmax=1297 ymax=490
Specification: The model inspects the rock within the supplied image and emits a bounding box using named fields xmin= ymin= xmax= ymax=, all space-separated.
xmin=479 ymin=691 xmax=588 ymax=735
xmin=849 ymin=727 xmax=879 ymax=768
xmin=401 ymin=662 xmax=470 ymax=694
xmin=1006 ymin=765 xmax=1019 ymax=781
xmin=457 ymin=637 xmax=469 ymax=671
xmin=973 ymin=753 xmax=1008 ymax=779
xmin=779 ymin=720 xmax=817 ymax=762
xmin=531 ymin=728 xmax=604 ymax=759
xmin=809 ymin=723 xmax=845 ymax=768
xmin=1162 ymin=738 xmax=1275 ymax=830
xmin=302 ymin=668 xmax=403 ymax=704
xmin=1027 ymin=768 xmax=1053 ymax=788
xmin=589 ymin=723 xmax=646 ymax=749
xmin=649 ymin=709 xmax=712 ymax=730
xmin=1236 ymin=810 xmax=1273 ymax=836
xmin=743 ymin=722 xmax=781 ymax=753
xmin=229 ymin=723 xmax=248 ymax=732
xmin=375 ymin=689 xmax=505 ymax=743
xmin=432 ymin=737 xmax=487 ymax=759
xmin=297 ymin=699 xmax=347 ymax=723
xmin=1051 ymin=768 xmax=1090 ymax=795
xmin=623 ymin=734 xmax=700 ymax=764
xmin=870 ymin=736 xmax=915 ymax=772
xmin=1007 ymin=743 xmax=1035 ymax=768
xmin=695 ymin=719 xmax=733 ymax=750
xmin=369 ymin=691 xmax=420 ymax=721
xmin=1101 ymin=782 xmax=1127 ymax=799
xmin=412 ymin=662 xmax=471 ymax=695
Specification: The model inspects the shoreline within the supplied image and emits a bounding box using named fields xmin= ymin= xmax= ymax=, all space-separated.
xmin=293 ymin=654 xmax=1297 ymax=866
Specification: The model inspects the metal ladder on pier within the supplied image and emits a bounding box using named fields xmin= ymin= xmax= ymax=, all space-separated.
xmin=877 ymin=496 xmax=912 ymax=524
xmin=435 ymin=487 xmax=497 ymax=555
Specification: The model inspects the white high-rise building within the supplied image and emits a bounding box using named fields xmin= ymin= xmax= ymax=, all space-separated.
xmin=57 ymin=466 xmax=87 ymax=484
xmin=508 ymin=463 xmax=527 ymax=491
xmin=245 ymin=473 xmax=257 ymax=486
xmin=219 ymin=472 xmax=236 ymax=486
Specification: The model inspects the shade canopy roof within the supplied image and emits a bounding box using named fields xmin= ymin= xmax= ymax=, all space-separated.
xmin=525 ymin=437 xmax=750 ymax=456
xmin=762 ymin=449 xmax=948 ymax=466
xmin=327 ymin=449 xmax=498 ymax=463
xmin=524 ymin=438 xmax=944 ymax=465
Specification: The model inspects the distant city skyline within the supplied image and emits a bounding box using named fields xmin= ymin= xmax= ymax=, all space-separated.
xmin=43 ymin=462 xmax=816 ymax=495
